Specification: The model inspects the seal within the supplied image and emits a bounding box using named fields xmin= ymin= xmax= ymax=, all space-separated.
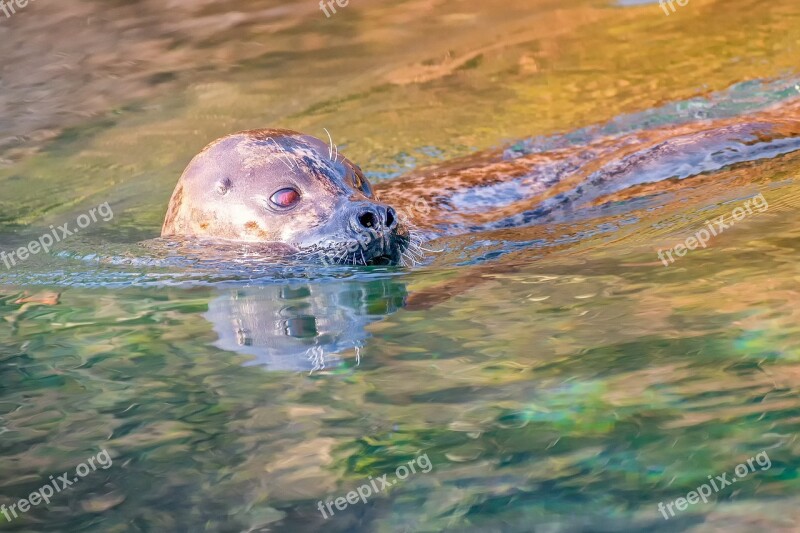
xmin=162 ymin=129 xmax=412 ymax=265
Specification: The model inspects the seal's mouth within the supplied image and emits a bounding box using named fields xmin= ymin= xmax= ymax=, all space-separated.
xmin=365 ymin=254 xmax=397 ymax=266
xmin=297 ymin=227 xmax=413 ymax=267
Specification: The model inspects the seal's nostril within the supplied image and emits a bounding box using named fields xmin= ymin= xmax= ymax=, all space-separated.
xmin=358 ymin=210 xmax=379 ymax=228
xmin=385 ymin=207 xmax=396 ymax=228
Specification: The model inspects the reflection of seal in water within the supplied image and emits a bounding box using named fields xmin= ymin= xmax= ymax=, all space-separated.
xmin=162 ymin=129 xmax=412 ymax=265
xmin=204 ymin=281 xmax=407 ymax=371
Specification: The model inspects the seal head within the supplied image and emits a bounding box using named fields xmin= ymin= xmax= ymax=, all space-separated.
xmin=162 ymin=129 xmax=409 ymax=265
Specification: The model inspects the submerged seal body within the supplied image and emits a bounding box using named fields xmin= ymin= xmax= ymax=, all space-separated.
xmin=162 ymin=129 xmax=410 ymax=265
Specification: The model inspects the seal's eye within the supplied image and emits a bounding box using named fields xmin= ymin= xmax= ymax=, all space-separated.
xmin=353 ymin=172 xmax=373 ymax=197
xmin=269 ymin=188 xmax=301 ymax=209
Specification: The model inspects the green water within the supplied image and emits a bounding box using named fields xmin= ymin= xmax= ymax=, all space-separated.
xmin=2 ymin=0 xmax=800 ymax=531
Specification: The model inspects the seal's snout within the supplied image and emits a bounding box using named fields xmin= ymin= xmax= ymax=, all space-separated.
xmin=340 ymin=201 xmax=407 ymax=265
xmin=353 ymin=205 xmax=397 ymax=232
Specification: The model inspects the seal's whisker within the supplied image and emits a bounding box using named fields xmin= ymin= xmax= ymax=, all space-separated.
xmin=406 ymin=229 xmax=433 ymax=248
xmin=401 ymin=250 xmax=418 ymax=267
xmin=405 ymin=229 xmax=443 ymax=255
xmin=408 ymin=240 xmax=442 ymax=255
xmin=407 ymin=242 xmax=426 ymax=259
xmin=406 ymin=239 xmax=423 ymax=252
xmin=407 ymin=235 xmax=424 ymax=249
xmin=323 ymin=128 xmax=334 ymax=160
xmin=268 ymin=138 xmax=296 ymax=170
xmin=407 ymin=249 xmax=424 ymax=262
xmin=322 ymin=128 xmax=343 ymax=164
xmin=416 ymin=245 xmax=444 ymax=253
xmin=406 ymin=250 xmax=425 ymax=262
